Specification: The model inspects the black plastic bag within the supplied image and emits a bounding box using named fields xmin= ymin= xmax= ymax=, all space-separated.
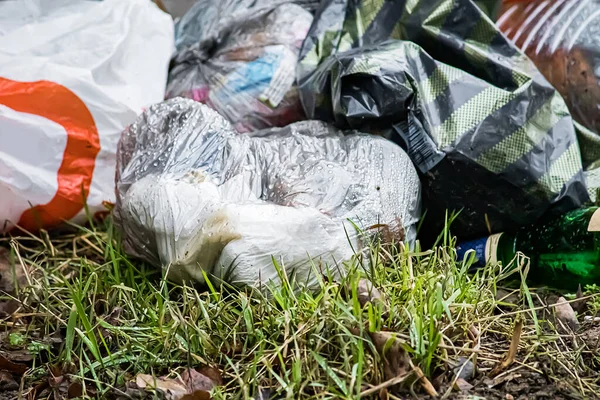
xmin=297 ymin=0 xmax=589 ymax=242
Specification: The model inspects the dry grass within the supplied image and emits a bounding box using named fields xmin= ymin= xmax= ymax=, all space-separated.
xmin=0 ymin=218 xmax=599 ymax=399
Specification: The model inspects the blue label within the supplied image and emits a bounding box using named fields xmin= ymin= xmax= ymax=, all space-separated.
xmin=456 ymin=237 xmax=488 ymax=266
xmin=221 ymin=51 xmax=280 ymax=95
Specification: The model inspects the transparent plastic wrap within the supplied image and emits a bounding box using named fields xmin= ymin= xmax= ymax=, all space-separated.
xmin=166 ymin=0 xmax=313 ymax=133
xmin=498 ymin=0 xmax=600 ymax=138
xmin=497 ymin=0 xmax=600 ymax=201
xmin=298 ymin=0 xmax=589 ymax=242
xmin=114 ymin=98 xmax=421 ymax=288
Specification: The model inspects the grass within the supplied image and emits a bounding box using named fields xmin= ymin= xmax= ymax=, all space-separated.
xmin=1 ymin=216 xmax=600 ymax=399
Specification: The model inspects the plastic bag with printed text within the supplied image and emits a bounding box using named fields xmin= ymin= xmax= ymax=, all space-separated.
xmin=0 ymin=0 xmax=174 ymax=233
xmin=113 ymin=98 xmax=421 ymax=288
xmin=166 ymin=0 xmax=314 ymax=132
xmin=297 ymin=0 xmax=589 ymax=243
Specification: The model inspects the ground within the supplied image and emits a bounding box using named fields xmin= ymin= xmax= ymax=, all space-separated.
xmin=0 ymin=218 xmax=599 ymax=399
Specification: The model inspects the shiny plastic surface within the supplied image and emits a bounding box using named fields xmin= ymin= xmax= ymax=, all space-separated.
xmin=498 ymin=0 xmax=600 ymax=137
xmin=114 ymin=98 xmax=421 ymax=288
xmin=498 ymin=0 xmax=600 ymax=201
xmin=298 ymin=0 xmax=589 ymax=242
xmin=166 ymin=0 xmax=313 ymax=133
xmin=0 ymin=0 xmax=173 ymax=232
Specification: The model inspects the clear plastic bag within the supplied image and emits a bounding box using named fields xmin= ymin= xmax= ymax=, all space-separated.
xmin=166 ymin=0 xmax=313 ymax=132
xmin=498 ymin=0 xmax=600 ymax=138
xmin=498 ymin=0 xmax=600 ymax=201
xmin=114 ymin=98 xmax=421 ymax=288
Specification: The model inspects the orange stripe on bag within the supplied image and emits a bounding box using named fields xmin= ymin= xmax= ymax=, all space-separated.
xmin=0 ymin=77 xmax=100 ymax=231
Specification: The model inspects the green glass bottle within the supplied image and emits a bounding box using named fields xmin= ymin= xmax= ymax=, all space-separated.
xmin=456 ymin=207 xmax=600 ymax=290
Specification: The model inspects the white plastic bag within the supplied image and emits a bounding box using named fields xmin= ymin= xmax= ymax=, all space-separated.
xmin=0 ymin=0 xmax=174 ymax=232
xmin=115 ymin=99 xmax=421 ymax=288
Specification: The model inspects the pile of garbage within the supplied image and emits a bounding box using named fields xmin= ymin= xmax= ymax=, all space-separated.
xmin=114 ymin=98 xmax=420 ymax=287
xmin=166 ymin=0 xmax=314 ymax=132
xmin=2 ymin=0 xmax=600 ymax=290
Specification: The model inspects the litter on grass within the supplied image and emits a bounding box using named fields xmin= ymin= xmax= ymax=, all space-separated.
xmin=456 ymin=206 xmax=600 ymax=291
xmin=1 ymin=0 xmax=600 ymax=292
xmin=2 ymin=1 xmax=600 ymax=396
xmin=497 ymin=0 xmax=600 ymax=201
xmin=0 ymin=0 xmax=174 ymax=233
xmin=297 ymin=0 xmax=589 ymax=243
xmin=114 ymin=98 xmax=421 ymax=287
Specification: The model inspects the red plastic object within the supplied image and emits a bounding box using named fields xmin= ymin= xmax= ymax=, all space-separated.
xmin=498 ymin=0 xmax=600 ymax=133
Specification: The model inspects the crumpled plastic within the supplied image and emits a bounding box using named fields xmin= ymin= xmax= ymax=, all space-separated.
xmin=497 ymin=0 xmax=600 ymax=202
xmin=0 ymin=0 xmax=173 ymax=233
xmin=166 ymin=0 xmax=314 ymax=133
xmin=297 ymin=0 xmax=589 ymax=242
xmin=114 ymin=98 xmax=421 ymax=288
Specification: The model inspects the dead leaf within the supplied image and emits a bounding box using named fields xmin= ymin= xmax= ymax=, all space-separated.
xmin=431 ymin=373 xmax=445 ymax=390
xmin=0 ymin=353 xmax=27 ymax=375
xmin=134 ymin=368 xmax=219 ymax=400
xmin=47 ymin=364 xmax=74 ymax=399
xmin=0 ymin=299 xmax=20 ymax=317
xmin=489 ymin=318 xmax=523 ymax=378
xmin=368 ymin=332 xmax=411 ymax=380
xmin=554 ymin=296 xmax=579 ymax=333
xmin=196 ymin=366 xmax=223 ymax=386
xmin=136 ymin=374 xmax=189 ymax=398
xmin=68 ymin=382 xmax=84 ymax=398
xmin=357 ymin=279 xmax=383 ymax=308
xmin=135 ymin=373 xmax=154 ymax=387
xmin=181 ymin=368 xmax=217 ymax=392
xmin=0 ymin=370 xmax=18 ymax=391
xmin=5 ymin=349 xmax=33 ymax=363
xmin=572 ymin=285 xmax=588 ymax=314
xmin=453 ymin=378 xmax=473 ymax=391
xmin=181 ymin=391 xmax=211 ymax=400
xmin=49 ymin=374 xmax=65 ymax=388
xmin=0 ymin=247 xmax=26 ymax=293
xmin=136 ymin=373 xmax=162 ymax=388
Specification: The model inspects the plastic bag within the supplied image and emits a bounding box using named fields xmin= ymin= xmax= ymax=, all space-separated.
xmin=498 ymin=0 xmax=600 ymax=138
xmin=497 ymin=0 xmax=600 ymax=201
xmin=114 ymin=98 xmax=421 ymax=288
xmin=166 ymin=0 xmax=314 ymax=133
xmin=297 ymin=0 xmax=589 ymax=242
xmin=473 ymin=0 xmax=501 ymax=19
xmin=0 ymin=0 xmax=174 ymax=233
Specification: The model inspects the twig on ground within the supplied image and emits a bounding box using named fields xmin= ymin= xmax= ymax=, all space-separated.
xmin=412 ymin=366 xmax=438 ymax=397
xmin=489 ymin=317 xmax=523 ymax=378
xmin=359 ymin=373 xmax=411 ymax=398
